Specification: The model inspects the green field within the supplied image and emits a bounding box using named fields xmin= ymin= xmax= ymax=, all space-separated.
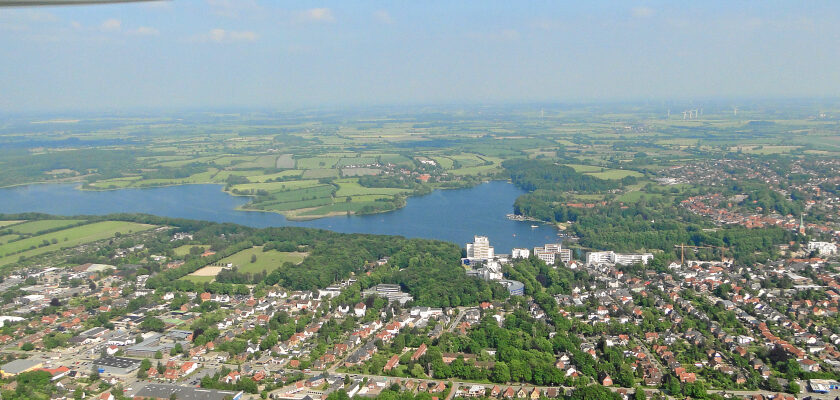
xmin=180 ymin=275 xmax=215 ymax=284
xmin=378 ymin=154 xmax=413 ymax=165
xmin=275 ymin=154 xmax=295 ymax=169
xmin=217 ymin=246 xmax=307 ymax=274
xmin=585 ymin=169 xmax=644 ymax=180
xmin=0 ymin=221 xmax=156 ymax=266
xmin=173 ymin=244 xmax=209 ymax=256
xmin=431 ymin=157 xmax=455 ymax=169
xmin=6 ymin=219 xmax=85 ymax=235
xmin=450 ymin=164 xmax=501 ymax=176
xmin=341 ymin=168 xmax=380 ymax=177
xmin=0 ymin=234 xmax=20 ymax=245
xmin=231 ymin=155 xmax=277 ymax=169
xmin=229 ymin=180 xmax=322 ymax=193
xmin=564 ymin=164 xmax=602 ymax=173
xmin=334 ymin=179 xmax=409 ymax=197
xmin=616 ymin=190 xmax=664 ymax=203
xmin=0 ymin=221 xmax=25 ymax=229
xmin=302 ymin=169 xmax=340 ymax=179
xmin=295 ymin=156 xmax=340 ymax=169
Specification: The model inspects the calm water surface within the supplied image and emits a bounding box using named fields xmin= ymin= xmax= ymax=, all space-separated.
xmin=0 ymin=181 xmax=558 ymax=251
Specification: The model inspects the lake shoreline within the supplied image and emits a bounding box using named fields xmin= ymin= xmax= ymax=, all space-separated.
xmin=0 ymin=181 xmax=559 ymax=252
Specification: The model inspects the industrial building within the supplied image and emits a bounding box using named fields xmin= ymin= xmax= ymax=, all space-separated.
xmin=132 ymin=383 xmax=243 ymax=400
xmin=0 ymin=358 xmax=43 ymax=377
xmin=94 ymin=356 xmax=141 ymax=375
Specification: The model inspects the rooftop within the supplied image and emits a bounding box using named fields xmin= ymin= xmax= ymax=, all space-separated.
xmin=133 ymin=383 xmax=243 ymax=400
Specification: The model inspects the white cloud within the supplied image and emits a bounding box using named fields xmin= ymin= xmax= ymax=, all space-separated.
xmin=631 ymin=7 xmax=655 ymax=18
xmin=130 ymin=26 xmax=160 ymax=36
xmin=373 ymin=10 xmax=393 ymax=25
xmin=297 ymin=8 xmax=334 ymax=23
xmin=190 ymin=28 xmax=259 ymax=43
xmin=101 ymin=18 xmax=122 ymax=31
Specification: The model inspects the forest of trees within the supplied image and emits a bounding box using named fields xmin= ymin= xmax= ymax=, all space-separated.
xmin=503 ymin=159 xmax=619 ymax=193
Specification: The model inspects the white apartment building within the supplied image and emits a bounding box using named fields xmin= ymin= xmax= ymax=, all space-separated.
xmin=808 ymin=241 xmax=838 ymax=256
xmin=586 ymin=251 xmax=653 ymax=266
xmin=534 ymin=249 xmax=556 ymax=265
xmin=533 ymin=243 xmax=572 ymax=265
xmin=511 ymin=248 xmax=530 ymax=259
xmin=466 ymin=236 xmax=495 ymax=260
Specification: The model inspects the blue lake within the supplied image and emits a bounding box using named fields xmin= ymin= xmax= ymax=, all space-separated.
xmin=0 ymin=181 xmax=559 ymax=252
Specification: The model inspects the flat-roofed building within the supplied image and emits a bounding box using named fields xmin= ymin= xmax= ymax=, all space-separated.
xmin=132 ymin=384 xmax=243 ymax=400
xmin=0 ymin=359 xmax=43 ymax=377
xmin=94 ymin=356 xmax=141 ymax=375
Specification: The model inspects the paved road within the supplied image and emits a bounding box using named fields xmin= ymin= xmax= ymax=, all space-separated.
xmin=447 ymin=308 xmax=467 ymax=332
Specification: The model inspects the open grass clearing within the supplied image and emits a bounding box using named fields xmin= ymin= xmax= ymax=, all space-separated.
xmin=302 ymin=169 xmax=340 ymax=179
xmin=341 ymin=168 xmax=380 ymax=177
xmin=0 ymin=221 xmax=25 ymax=229
xmin=217 ymin=246 xmax=307 ymax=274
xmin=189 ymin=265 xmax=223 ymax=277
xmin=737 ymin=145 xmax=800 ymax=155
xmin=450 ymin=164 xmax=501 ymax=176
xmin=430 ymin=156 xmax=455 ymax=169
xmin=0 ymin=234 xmax=20 ymax=245
xmin=564 ymin=164 xmax=602 ymax=173
xmin=243 ymin=170 xmax=304 ymax=182
xmin=248 ymin=197 xmax=333 ymax=212
xmin=275 ymin=154 xmax=295 ymax=169
xmin=173 ymin=244 xmax=210 ymax=257
xmin=297 ymin=201 xmax=382 ymax=216
xmin=233 ymin=155 xmax=278 ymax=169
xmin=154 ymin=155 xmax=219 ymax=168
xmin=8 ymin=219 xmax=85 ymax=235
xmin=295 ymin=156 xmax=340 ymax=169
xmin=335 ymin=179 xmax=409 ymax=197
xmin=616 ymin=191 xmax=664 ymax=203
xmin=378 ymin=154 xmax=413 ymax=165
xmin=337 ymin=157 xmax=377 ymax=167
xmin=585 ymin=169 xmax=644 ymax=180
xmin=228 ymin=180 xmax=322 ymax=193
xmin=179 ymin=275 xmax=214 ymax=284
xmin=449 ymin=154 xmax=485 ymax=167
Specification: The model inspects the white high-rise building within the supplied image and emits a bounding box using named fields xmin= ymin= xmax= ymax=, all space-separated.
xmin=466 ymin=236 xmax=495 ymax=261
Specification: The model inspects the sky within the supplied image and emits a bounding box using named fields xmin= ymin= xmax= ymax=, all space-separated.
xmin=1 ymin=1 xmax=839 ymax=112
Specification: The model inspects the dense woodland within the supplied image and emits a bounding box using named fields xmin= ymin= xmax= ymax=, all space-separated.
xmin=503 ymin=159 xmax=620 ymax=193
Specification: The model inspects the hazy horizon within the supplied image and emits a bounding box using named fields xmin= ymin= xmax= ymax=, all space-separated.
xmin=3 ymin=1 xmax=840 ymax=112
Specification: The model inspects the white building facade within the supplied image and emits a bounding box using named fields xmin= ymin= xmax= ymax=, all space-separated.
xmin=466 ymin=236 xmax=495 ymax=260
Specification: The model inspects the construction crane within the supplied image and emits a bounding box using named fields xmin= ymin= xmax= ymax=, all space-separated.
xmin=675 ymin=244 xmax=729 ymax=265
